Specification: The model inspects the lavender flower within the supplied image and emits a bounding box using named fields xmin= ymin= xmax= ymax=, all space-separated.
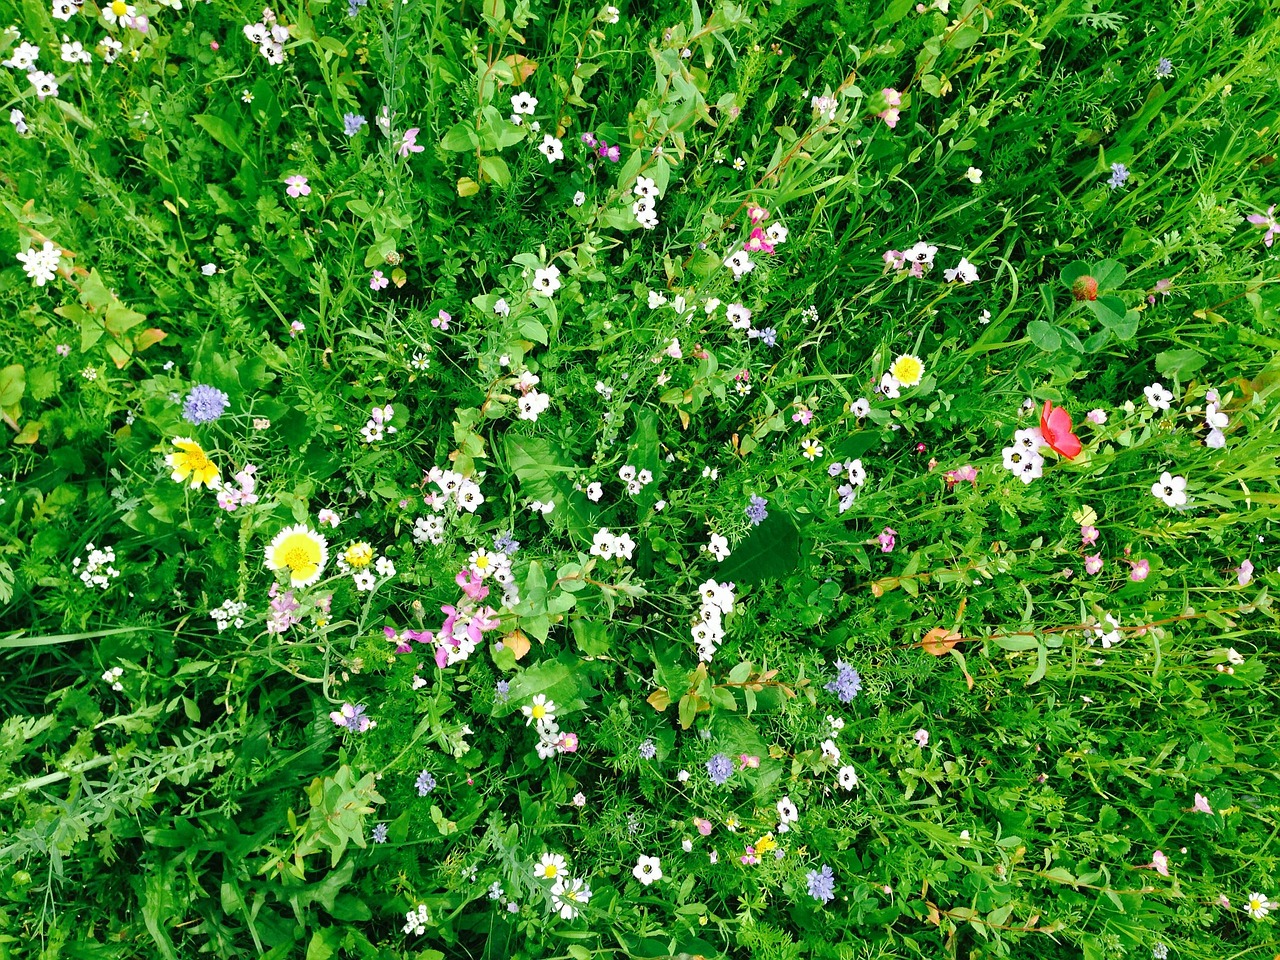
xmin=343 ymin=112 xmax=367 ymax=136
xmin=372 ymin=823 xmax=388 ymax=843
xmin=707 ymin=753 xmax=734 ymax=786
xmin=330 ymin=702 xmax=373 ymax=732
xmin=638 ymin=738 xmax=657 ymax=760
xmin=807 ymin=864 xmax=836 ymax=904
xmin=495 ymin=679 xmax=510 ymax=704
xmin=745 ymin=495 xmax=769 ymax=526
xmin=415 ymin=769 xmax=436 ymax=796
xmin=825 ymin=660 xmax=862 ymax=703
xmin=1107 ymin=163 xmax=1130 ymax=190
xmin=182 ymin=384 xmax=230 ymax=425
xmin=1156 ymin=57 xmax=1173 ymax=77
xmin=494 ymin=531 xmax=520 ymax=555
xmin=346 ymin=0 xmax=368 ymax=15
xmin=748 ymin=326 xmax=778 ymax=347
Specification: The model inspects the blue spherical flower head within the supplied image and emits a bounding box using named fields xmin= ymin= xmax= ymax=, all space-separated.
xmin=707 ymin=752 xmax=734 ymax=786
xmin=825 ymin=660 xmax=862 ymax=703
xmin=182 ymin=384 xmax=230 ymax=425
xmin=745 ymin=495 xmax=769 ymax=526
xmin=807 ymin=864 xmax=836 ymax=904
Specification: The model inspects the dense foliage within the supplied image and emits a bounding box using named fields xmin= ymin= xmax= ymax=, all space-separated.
xmin=2 ymin=0 xmax=1279 ymax=958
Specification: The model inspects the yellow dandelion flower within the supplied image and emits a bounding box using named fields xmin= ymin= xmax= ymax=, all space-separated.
xmin=165 ymin=437 xmax=220 ymax=489
xmin=266 ymin=524 xmax=330 ymax=587
xmin=343 ymin=541 xmax=374 ymax=568
xmin=754 ymin=833 xmax=777 ymax=855
xmin=889 ymin=353 xmax=924 ymax=388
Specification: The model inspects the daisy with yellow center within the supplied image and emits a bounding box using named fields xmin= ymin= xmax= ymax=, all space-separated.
xmin=166 ymin=437 xmax=220 ymax=489
xmin=889 ymin=353 xmax=924 ymax=388
xmin=265 ymin=524 xmax=330 ymax=587
xmin=342 ymin=541 xmax=374 ymax=568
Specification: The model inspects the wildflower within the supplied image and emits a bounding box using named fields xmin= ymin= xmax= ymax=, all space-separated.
xmin=550 ymin=877 xmax=592 ymax=919
xmin=1151 ymin=472 xmax=1187 ymax=508
xmin=632 ymin=856 xmax=662 ymax=885
xmin=825 ymin=661 xmax=862 ymax=702
xmin=807 ymin=864 xmax=836 ymax=904
xmin=290 ymin=320 xmax=305 ymax=335
xmin=1086 ymin=408 xmax=1107 ymax=425
xmin=1088 ymin=614 xmax=1122 ymax=648
xmin=837 ymin=765 xmax=859 ymax=790
xmin=573 ymin=190 xmax=586 ymax=206
xmin=1040 ymin=401 xmax=1082 ymax=459
xmin=538 ymin=134 xmax=564 ymax=163
xmin=370 ymin=269 xmax=389 ymax=291
xmin=800 ymin=438 xmax=824 ymax=461
xmin=265 ymin=525 xmax=329 ymax=587
xmin=1129 ymin=558 xmax=1150 ymax=582
xmin=707 ymin=753 xmax=734 ymax=786
xmin=943 ymin=258 xmax=979 ymax=284
xmin=1246 ymin=205 xmax=1278 ymax=247
xmin=1081 ymin=524 xmax=1099 ymax=545
xmin=16 ymin=241 xmax=63 ymax=286
xmin=732 ymin=156 xmax=745 ymax=170
xmin=1156 ymin=57 xmax=1173 ymax=77
xmin=878 ymin=527 xmax=896 ymax=552
xmin=914 ymin=729 xmax=929 ymax=748
xmin=889 ymin=354 xmax=924 ymax=387
xmin=166 ymin=437 xmax=220 ymax=489
xmin=1085 ymin=554 xmax=1103 ymax=575
xmin=182 ymin=384 xmax=230 ymax=425
xmin=534 ymin=852 xmax=568 ymax=881
xmin=965 ymin=166 xmax=983 ymax=184
xmin=878 ymin=373 xmax=901 ymax=399
xmin=776 ymin=796 xmax=798 ymax=827
xmin=397 ymin=127 xmax=425 ymax=157
xmin=1153 ymin=943 xmax=1168 ymax=960
xmin=343 ymin=112 xmax=366 ymax=136
xmin=1145 ymin=850 xmax=1170 ymax=877
xmin=371 ymin=822 xmax=388 ymax=843
xmin=402 ymin=903 xmax=429 ymax=935
xmin=1107 ymin=163 xmax=1130 ymax=190
xmin=1193 ymin=793 xmax=1213 ymax=814
xmin=1237 ymin=558 xmax=1254 ymax=586
xmin=1144 ymin=382 xmax=1174 ymax=410
xmin=532 ymin=265 xmax=562 ymax=296
xmin=521 ymin=694 xmax=558 ymax=730
xmin=745 ymin=495 xmax=769 ymax=526
xmin=724 ymin=250 xmax=755 ymax=278
xmin=329 ymin=702 xmax=375 ymax=732
xmin=1244 ymin=892 xmax=1272 ymax=920
xmin=10 ymin=108 xmax=28 ymax=135
xmin=284 ymin=175 xmax=311 ymax=198
xmin=415 ymin=769 xmax=436 ymax=796
xmin=511 ymin=91 xmax=537 ymax=115
xmin=28 ymin=70 xmax=59 ymax=100
xmin=877 ymin=88 xmax=902 ymax=128
xmin=706 ymin=533 xmax=730 ymax=561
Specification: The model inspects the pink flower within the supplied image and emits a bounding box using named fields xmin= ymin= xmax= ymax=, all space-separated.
xmin=746 ymin=205 xmax=769 ymax=223
xmin=791 ymin=408 xmax=813 ymax=426
xmin=883 ymin=249 xmax=906 ymax=270
xmin=738 ymin=753 xmax=760 ymax=769
xmin=1086 ymin=409 xmax=1107 ymax=425
xmin=432 ymin=310 xmax=452 ymax=330
xmin=284 ymin=174 xmax=310 ymax=198
xmin=317 ymin=508 xmax=340 ymax=527
xmin=1217 ymin=894 xmax=1230 ymax=909
xmin=1129 ymin=558 xmax=1150 ymax=582
xmin=1081 ymin=525 xmax=1099 ymax=546
xmin=1085 ymin=554 xmax=1103 ymax=575
xmin=1246 ymin=205 xmax=1278 ymax=247
xmin=56 ymin=343 xmax=71 ymax=357
xmin=877 ymin=88 xmax=902 ymax=128
xmin=370 ymin=270 xmax=389 ymax=291
xmin=694 ymin=817 xmax=713 ymax=836
xmin=397 ymin=126 xmax=425 ymax=157
xmin=913 ymin=729 xmax=929 ymax=748
xmin=1237 ymin=558 xmax=1254 ymax=586
xmin=744 ymin=227 xmax=775 ymax=254
xmin=559 ymin=732 xmax=579 ymax=752
xmin=1193 ymin=793 xmax=1213 ymax=814
xmin=878 ymin=527 xmax=897 ymax=553
xmin=1146 ymin=850 xmax=1170 ymax=877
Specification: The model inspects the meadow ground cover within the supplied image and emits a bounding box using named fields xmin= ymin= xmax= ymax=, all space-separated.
xmin=2 ymin=0 xmax=1280 ymax=957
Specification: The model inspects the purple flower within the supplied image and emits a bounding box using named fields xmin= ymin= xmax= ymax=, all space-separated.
xmin=182 ymin=384 xmax=230 ymax=424
xmin=806 ymin=864 xmax=835 ymax=904
xmin=494 ymin=531 xmax=520 ymax=555
xmin=745 ymin=495 xmax=769 ymax=526
xmin=330 ymin=702 xmax=373 ymax=732
xmin=1107 ymin=163 xmax=1129 ymax=190
xmin=372 ymin=823 xmax=388 ymax=843
xmin=581 ymin=132 xmax=597 ymax=146
xmin=638 ymin=739 xmax=657 ymax=759
xmin=878 ymin=527 xmax=896 ymax=553
xmin=370 ymin=269 xmax=389 ymax=291
xmin=749 ymin=326 xmax=778 ymax=347
xmin=1156 ymin=57 xmax=1173 ymax=77
xmin=495 ymin=680 xmax=510 ymax=704
xmin=347 ymin=0 xmax=368 ymax=15
xmin=398 ymin=127 xmax=425 ymax=157
xmin=707 ymin=753 xmax=734 ymax=786
xmin=415 ymin=769 xmax=436 ymax=796
xmin=343 ymin=112 xmax=367 ymax=136
xmin=1246 ymin=205 xmax=1278 ymax=247
xmin=825 ymin=660 xmax=862 ymax=702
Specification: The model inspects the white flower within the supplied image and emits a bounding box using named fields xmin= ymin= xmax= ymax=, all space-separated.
xmin=878 ymin=373 xmax=901 ymax=399
xmin=573 ymin=190 xmax=586 ymax=206
xmin=1088 ymin=614 xmax=1122 ymax=649
xmin=522 ymin=694 xmax=558 ymax=731
xmin=706 ymin=533 xmax=730 ymax=561
xmin=538 ymin=134 xmax=564 ymax=163
xmin=494 ymin=297 xmax=510 ymax=316
xmin=16 ymin=241 xmax=63 ymax=286
xmin=590 ymin=528 xmax=617 ymax=560
xmin=550 ymin=877 xmax=592 ymax=919
xmin=353 ymin=570 xmax=376 ymax=591
xmin=647 ymin=289 xmax=667 ymax=309
xmin=632 ymin=855 xmax=662 ymax=885
xmin=821 ymin=739 xmax=841 ymax=762
xmin=677 ymin=769 xmax=690 ymax=782
xmin=52 ymin=0 xmax=81 ymax=19
xmin=60 ymin=38 xmax=91 ymax=63
xmin=849 ymin=398 xmax=870 ymax=417
xmin=724 ymin=250 xmax=755 ymax=278
xmin=511 ymin=92 xmax=538 ymax=114
xmin=517 ymin=389 xmax=551 ymax=421
xmin=1151 ymin=471 xmax=1187 ymax=507
xmin=726 ymin=303 xmax=752 ymax=329
xmin=634 ymin=175 xmax=657 ymax=199
xmin=777 ymin=796 xmax=799 ymax=826
xmin=532 ymin=265 xmax=562 ymax=296
xmin=585 ymin=481 xmax=603 ymax=502
xmin=613 ymin=532 xmax=636 ymax=560
xmin=1144 ymin=382 xmax=1174 ymax=411
xmin=374 ymin=556 xmax=396 ymax=578
xmin=534 ymin=851 xmax=567 ymax=880
xmin=704 ymin=297 xmax=721 ymax=314
xmin=3 ymin=41 xmax=40 ymax=69
xmin=965 ymin=166 xmax=983 ymax=184
xmin=905 ymin=241 xmax=938 ymax=266
xmin=28 ymin=70 xmax=59 ymax=100
xmin=837 ymin=765 xmax=859 ymax=790
xmin=979 ymin=308 xmax=992 ymax=324
xmin=766 ymin=222 xmax=788 ymax=245
xmin=413 ymin=515 xmax=445 ymax=545
xmin=1205 ymin=402 xmax=1228 ymax=429
xmin=1244 ymin=892 xmax=1272 ymax=920
xmin=201 ymin=262 xmax=217 ymax=276
xmin=9 ymin=108 xmax=28 ymax=134
xmin=943 ymin=258 xmax=979 ymax=284
xmin=402 ymin=904 xmax=430 ymax=935
xmin=800 ymin=438 xmax=823 ymax=461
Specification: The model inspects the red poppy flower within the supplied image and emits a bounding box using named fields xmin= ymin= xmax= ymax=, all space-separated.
xmin=1041 ymin=401 xmax=1082 ymax=459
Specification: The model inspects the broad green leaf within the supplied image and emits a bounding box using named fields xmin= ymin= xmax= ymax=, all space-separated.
xmin=1155 ymin=348 xmax=1206 ymax=379
xmin=1091 ymin=258 xmax=1127 ymax=289
xmin=716 ymin=509 xmax=801 ymax=585
xmin=441 ymin=121 xmax=479 ymax=152
xmin=1026 ymin=320 xmax=1060 ymax=352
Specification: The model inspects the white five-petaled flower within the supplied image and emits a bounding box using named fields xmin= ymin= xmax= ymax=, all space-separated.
xmin=1151 ymin=471 xmax=1187 ymax=507
xmin=511 ymin=91 xmax=537 ymax=115
xmin=705 ymin=532 xmax=730 ymax=561
xmin=538 ymin=134 xmax=564 ymax=163
xmin=521 ymin=694 xmax=558 ymax=731
xmin=632 ymin=855 xmax=662 ymax=885
xmin=724 ymin=250 xmax=755 ymax=278
xmin=837 ymin=765 xmax=859 ymax=790
xmin=943 ymin=258 xmax=979 ymax=284
xmin=1144 ymin=382 xmax=1174 ymax=410
xmin=16 ymin=241 xmax=63 ymax=286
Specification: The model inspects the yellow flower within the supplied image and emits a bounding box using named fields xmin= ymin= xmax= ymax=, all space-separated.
xmin=754 ymin=833 xmax=777 ymax=855
xmin=111 ymin=0 xmax=128 ymax=14
xmin=343 ymin=541 xmax=374 ymax=568
xmin=889 ymin=353 xmax=924 ymax=388
xmin=165 ymin=437 xmax=220 ymax=489
xmin=266 ymin=524 xmax=329 ymax=587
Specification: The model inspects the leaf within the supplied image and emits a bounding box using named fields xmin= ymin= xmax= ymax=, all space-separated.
xmin=503 ymin=630 xmax=531 ymax=661
xmin=457 ymin=177 xmax=480 ymax=197
xmin=133 ymin=328 xmax=167 ymax=351
xmin=647 ymin=688 xmax=672 ymax=712
xmin=0 ymin=365 xmax=25 ymax=408
xmin=1026 ymin=320 xmax=1060 ymax=352
xmin=441 ymin=121 xmax=479 ymax=152
xmin=1155 ymin=348 xmax=1206 ymax=379
xmin=1084 ymin=295 xmax=1126 ymax=328
xmin=716 ymin=509 xmax=801 ymax=585
xmin=192 ymin=114 xmax=248 ymax=159
xmin=1090 ymin=258 xmax=1127 ymax=289
xmin=1059 ymin=261 xmax=1092 ymax=288
xmin=921 ymin=627 xmax=961 ymax=656
xmin=479 ymin=154 xmax=511 ymax=187
xmin=503 ymin=53 xmax=537 ymax=84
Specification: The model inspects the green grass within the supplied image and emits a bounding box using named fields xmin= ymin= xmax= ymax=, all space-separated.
xmin=2 ymin=0 xmax=1280 ymax=958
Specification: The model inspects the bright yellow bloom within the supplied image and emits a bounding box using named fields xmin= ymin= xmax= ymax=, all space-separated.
xmin=343 ymin=542 xmax=374 ymax=568
xmin=111 ymin=0 xmax=128 ymax=14
xmin=889 ymin=353 xmax=924 ymax=387
xmin=166 ymin=437 xmax=220 ymax=489
xmin=754 ymin=833 xmax=777 ymax=855
xmin=266 ymin=525 xmax=329 ymax=587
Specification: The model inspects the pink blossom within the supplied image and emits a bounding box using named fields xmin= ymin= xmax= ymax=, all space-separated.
xmin=739 ymin=753 xmax=760 ymax=769
xmin=913 ymin=728 xmax=929 ymax=748
xmin=1145 ymin=850 xmax=1170 ymax=877
xmin=883 ymin=249 xmax=906 ymax=270
xmin=791 ymin=407 xmax=813 ymax=426
xmin=1129 ymin=558 xmax=1150 ymax=582
xmin=1081 ymin=525 xmax=1099 ymax=546
xmin=1085 ymin=554 xmax=1103 ymax=575
xmin=558 ymin=732 xmax=579 ymax=752
xmin=370 ymin=270 xmax=389 ymax=291
xmin=1193 ymin=793 xmax=1213 ymax=814
xmin=432 ymin=310 xmax=452 ymax=330
xmin=694 ymin=817 xmax=713 ymax=836
xmin=1086 ymin=409 xmax=1107 ymax=425
xmin=1237 ymin=558 xmax=1254 ymax=586
xmin=744 ymin=226 xmax=775 ymax=254
xmin=284 ymin=174 xmax=310 ymax=198
xmin=746 ymin=205 xmax=769 ymax=223
xmin=877 ymin=88 xmax=902 ymax=128
xmin=397 ymin=127 xmax=425 ymax=157
xmin=1246 ymin=205 xmax=1277 ymax=247
xmin=878 ymin=527 xmax=897 ymax=553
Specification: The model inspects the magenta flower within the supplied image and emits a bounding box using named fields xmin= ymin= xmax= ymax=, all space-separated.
xmin=432 ymin=310 xmax=452 ymax=330
xmin=559 ymin=732 xmax=579 ymax=752
xmin=1246 ymin=205 xmax=1277 ymax=247
xmin=370 ymin=270 xmax=389 ymax=291
xmin=397 ymin=126 xmax=425 ymax=157
xmin=878 ymin=527 xmax=897 ymax=553
xmin=284 ymin=174 xmax=310 ymax=198
xmin=1129 ymin=558 xmax=1150 ymax=582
